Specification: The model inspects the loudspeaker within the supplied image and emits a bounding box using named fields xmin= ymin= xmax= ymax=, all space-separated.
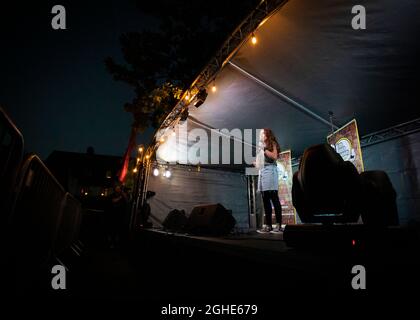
xmin=292 ymin=144 xmax=362 ymax=223
xmin=186 ymin=203 xmax=235 ymax=236
xmin=360 ymin=170 xmax=399 ymax=226
xmin=162 ymin=209 xmax=188 ymax=232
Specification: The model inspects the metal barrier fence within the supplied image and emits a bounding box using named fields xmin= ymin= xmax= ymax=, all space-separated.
xmin=0 ymin=107 xmax=24 ymax=224
xmin=0 ymin=108 xmax=84 ymax=294
xmin=55 ymin=192 xmax=83 ymax=256
xmin=12 ymin=155 xmax=67 ymax=265
xmin=1 ymin=107 xmax=83 ymax=268
xmin=9 ymin=155 xmax=82 ymax=266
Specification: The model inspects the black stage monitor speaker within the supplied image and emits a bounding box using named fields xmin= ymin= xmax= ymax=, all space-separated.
xmin=162 ymin=209 xmax=188 ymax=232
xmin=360 ymin=170 xmax=399 ymax=226
xmin=186 ymin=203 xmax=235 ymax=236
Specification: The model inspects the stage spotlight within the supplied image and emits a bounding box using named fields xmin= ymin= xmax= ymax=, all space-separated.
xmin=153 ymin=168 xmax=159 ymax=176
xmin=180 ymin=108 xmax=189 ymax=122
xmin=193 ymin=88 xmax=208 ymax=108
xmin=164 ymin=169 xmax=171 ymax=178
xmin=212 ymin=81 xmax=217 ymax=93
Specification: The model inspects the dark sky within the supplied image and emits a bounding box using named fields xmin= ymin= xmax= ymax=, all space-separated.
xmin=0 ymin=1 xmax=155 ymax=159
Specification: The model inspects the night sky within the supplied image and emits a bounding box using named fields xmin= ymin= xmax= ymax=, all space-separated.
xmin=0 ymin=1 xmax=155 ymax=159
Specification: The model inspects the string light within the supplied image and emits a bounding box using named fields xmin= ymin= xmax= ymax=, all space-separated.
xmin=138 ymin=146 xmax=143 ymax=153
xmin=251 ymin=33 xmax=257 ymax=45
xmin=133 ymin=167 xmax=138 ymax=173
xmin=212 ymin=81 xmax=217 ymax=93
xmin=160 ymin=137 xmax=165 ymax=143
xmin=145 ymin=155 xmax=150 ymax=160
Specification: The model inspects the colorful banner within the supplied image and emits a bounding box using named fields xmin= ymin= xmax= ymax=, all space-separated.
xmin=327 ymin=119 xmax=364 ymax=173
xmin=276 ymin=150 xmax=296 ymax=225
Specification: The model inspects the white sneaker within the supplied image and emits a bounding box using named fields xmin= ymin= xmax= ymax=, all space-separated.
xmin=270 ymin=224 xmax=282 ymax=233
xmin=257 ymin=226 xmax=272 ymax=234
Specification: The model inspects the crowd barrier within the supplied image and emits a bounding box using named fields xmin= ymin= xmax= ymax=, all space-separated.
xmin=1 ymin=107 xmax=82 ymax=268
xmin=0 ymin=107 xmax=24 ymax=225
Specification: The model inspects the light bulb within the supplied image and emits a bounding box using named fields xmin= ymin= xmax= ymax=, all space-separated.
xmin=251 ymin=34 xmax=257 ymax=45
xmin=164 ymin=169 xmax=171 ymax=178
xmin=153 ymin=168 xmax=159 ymax=176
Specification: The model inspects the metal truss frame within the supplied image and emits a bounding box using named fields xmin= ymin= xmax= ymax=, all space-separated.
xmin=154 ymin=0 xmax=289 ymax=144
xmin=360 ymin=118 xmax=420 ymax=147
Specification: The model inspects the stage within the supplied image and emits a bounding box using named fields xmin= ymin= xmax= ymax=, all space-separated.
xmin=124 ymin=226 xmax=420 ymax=299
xmin=18 ymin=221 xmax=420 ymax=303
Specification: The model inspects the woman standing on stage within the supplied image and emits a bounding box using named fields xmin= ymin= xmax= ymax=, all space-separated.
xmin=255 ymin=128 xmax=283 ymax=233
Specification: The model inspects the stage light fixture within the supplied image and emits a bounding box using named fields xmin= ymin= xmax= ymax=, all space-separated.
xmin=251 ymin=33 xmax=257 ymax=45
xmin=153 ymin=168 xmax=159 ymax=176
xmin=164 ymin=169 xmax=171 ymax=178
xmin=193 ymin=88 xmax=208 ymax=108
xmin=180 ymin=108 xmax=189 ymax=122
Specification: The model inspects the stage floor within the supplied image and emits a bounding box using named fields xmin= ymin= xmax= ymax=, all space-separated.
xmin=39 ymin=224 xmax=420 ymax=301
xmin=132 ymin=226 xmax=420 ymax=297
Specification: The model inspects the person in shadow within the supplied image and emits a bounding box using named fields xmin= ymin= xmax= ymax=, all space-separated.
xmin=107 ymin=184 xmax=128 ymax=248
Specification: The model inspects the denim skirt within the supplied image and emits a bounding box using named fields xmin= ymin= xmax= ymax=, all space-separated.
xmin=257 ymin=164 xmax=279 ymax=192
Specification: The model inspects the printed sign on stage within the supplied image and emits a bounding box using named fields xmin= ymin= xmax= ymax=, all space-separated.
xmin=276 ymin=150 xmax=296 ymax=225
xmin=327 ymin=119 xmax=364 ymax=173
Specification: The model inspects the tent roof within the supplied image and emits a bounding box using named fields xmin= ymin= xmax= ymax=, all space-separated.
xmin=157 ymin=0 xmax=420 ymax=162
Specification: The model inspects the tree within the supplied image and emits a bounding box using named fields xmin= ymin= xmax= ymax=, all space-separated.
xmin=106 ymin=0 xmax=258 ymax=133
